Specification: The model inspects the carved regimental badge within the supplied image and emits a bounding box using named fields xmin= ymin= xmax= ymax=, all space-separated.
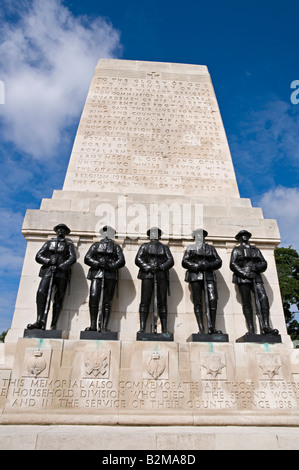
xmin=147 ymin=352 xmax=166 ymax=380
xmin=201 ymin=353 xmax=226 ymax=379
xmin=26 ymin=349 xmax=47 ymax=378
xmin=143 ymin=351 xmax=168 ymax=380
xmin=84 ymin=351 xmax=110 ymax=378
xmin=258 ymin=354 xmax=281 ymax=380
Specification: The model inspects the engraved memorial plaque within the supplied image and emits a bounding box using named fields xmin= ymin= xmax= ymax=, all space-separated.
xmin=63 ymin=60 xmax=239 ymax=197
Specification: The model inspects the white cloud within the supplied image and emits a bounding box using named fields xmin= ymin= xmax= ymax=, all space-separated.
xmin=230 ymin=99 xmax=299 ymax=196
xmin=259 ymin=186 xmax=299 ymax=251
xmin=0 ymin=0 xmax=122 ymax=158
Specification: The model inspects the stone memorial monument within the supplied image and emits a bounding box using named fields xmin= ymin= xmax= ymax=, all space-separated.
xmin=0 ymin=59 xmax=298 ymax=449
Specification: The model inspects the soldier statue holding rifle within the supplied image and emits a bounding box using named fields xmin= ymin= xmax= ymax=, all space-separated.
xmin=230 ymin=229 xmax=279 ymax=336
xmin=135 ymin=227 xmax=174 ymax=334
xmin=84 ymin=226 xmax=125 ymax=332
xmin=27 ymin=224 xmax=76 ymax=331
xmin=182 ymin=228 xmax=223 ymax=335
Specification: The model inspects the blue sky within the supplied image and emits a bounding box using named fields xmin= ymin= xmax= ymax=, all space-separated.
xmin=0 ymin=0 xmax=298 ymax=331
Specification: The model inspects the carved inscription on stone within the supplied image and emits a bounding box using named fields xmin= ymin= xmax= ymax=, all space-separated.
xmin=64 ymin=69 xmax=239 ymax=196
xmin=4 ymin=342 xmax=297 ymax=414
xmin=3 ymin=377 xmax=299 ymax=412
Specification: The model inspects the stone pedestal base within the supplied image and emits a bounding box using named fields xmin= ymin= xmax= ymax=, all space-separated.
xmin=1 ymin=337 xmax=298 ymax=428
xmin=236 ymin=333 xmax=282 ymax=343
xmin=79 ymin=331 xmax=118 ymax=341
xmin=23 ymin=329 xmax=64 ymax=339
xmin=136 ymin=332 xmax=174 ymax=341
xmin=191 ymin=333 xmax=229 ymax=343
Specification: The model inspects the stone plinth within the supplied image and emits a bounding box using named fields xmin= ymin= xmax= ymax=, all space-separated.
xmin=79 ymin=331 xmax=118 ymax=340
xmin=1 ymin=338 xmax=299 ymax=427
xmin=191 ymin=333 xmax=229 ymax=342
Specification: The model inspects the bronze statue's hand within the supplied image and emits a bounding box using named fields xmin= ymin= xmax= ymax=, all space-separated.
xmin=105 ymin=263 xmax=115 ymax=272
xmin=198 ymin=260 xmax=208 ymax=271
xmin=51 ymin=265 xmax=57 ymax=273
xmin=246 ymin=272 xmax=256 ymax=279
xmin=150 ymin=266 xmax=159 ymax=273
xmin=150 ymin=262 xmax=159 ymax=273
xmin=57 ymin=263 xmax=66 ymax=271
xmin=191 ymin=266 xmax=200 ymax=273
xmin=97 ymin=259 xmax=106 ymax=268
xmin=50 ymin=255 xmax=56 ymax=265
xmin=202 ymin=261 xmax=208 ymax=270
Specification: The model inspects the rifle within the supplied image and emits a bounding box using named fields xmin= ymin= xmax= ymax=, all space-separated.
xmin=202 ymin=242 xmax=213 ymax=333
xmin=153 ymin=272 xmax=158 ymax=334
xmin=246 ymin=244 xmax=265 ymax=333
xmin=203 ymin=271 xmax=213 ymax=333
xmin=41 ymin=238 xmax=59 ymax=330
xmin=98 ymin=270 xmax=105 ymax=332
xmin=40 ymin=268 xmax=54 ymax=330
xmin=252 ymin=277 xmax=265 ymax=334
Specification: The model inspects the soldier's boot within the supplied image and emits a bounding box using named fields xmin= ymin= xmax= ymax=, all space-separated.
xmin=27 ymin=298 xmax=46 ymax=330
xmin=261 ymin=308 xmax=279 ymax=335
xmin=194 ymin=305 xmax=205 ymax=334
xmin=50 ymin=304 xmax=62 ymax=330
xmin=85 ymin=305 xmax=98 ymax=331
xmin=102 ymin=304 xmax=111 ymax=332
xmin=208 ymin=307 xmax=222 ymax=334
xmin=159 ymin=307 xmax=169 ymax=334
xmin=243 ymin=307 xmax=255 ymax=334
xmin=138 ymin=305 xmax=149 ymax=333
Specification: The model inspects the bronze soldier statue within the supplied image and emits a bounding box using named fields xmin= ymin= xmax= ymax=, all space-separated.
xmin=182 ymin=228 xmax=222 ymax=334
xmin=230 ymin=229 xmax=279 ymax=335
xmin=27 ymin=224 xmax=76 ymax=330
xmin=135 ymin=227 xmax=174 ymax=334
xmin=84 ymin=226 xmax=125 ymax=332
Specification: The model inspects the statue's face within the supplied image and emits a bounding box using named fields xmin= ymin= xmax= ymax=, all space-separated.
xmin=56 ymin=227 xmax=67 ymax=237
xmin=104 ymin=227 xmax=115 ymax=239
xmin=240 ymin=233 xmax=250 ymax=243
xmin=194 ymin=231 xmax=204 ymax=243
xmin=149 ymin=228 xmax=159 ymax=240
